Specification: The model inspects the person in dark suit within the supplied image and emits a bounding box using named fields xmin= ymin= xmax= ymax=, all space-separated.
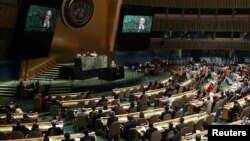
xmin=195 ymin=134 xmax=201 ymax=141
xmin=219 ymin=92 xmax=226 ymax=100
xmin=229 ymin=101 xmax=243 ymax=121
xmin=123 ymin=115 xmax=137 ymax=141
xmin=160 ymin=106 xmax=172 ymax=120
xmin=137 ymin=17 xmax=146 ymax=32
xmin=5 ymin=112 xmax=14 ymax=124
xmin=97 ymin=96 xmax=108 ymax=106
xmin=92 ymin=109 xmax=103 ymax=128
xmin=31 ymin=123 xmax=41 ymax=132
xmin=142 ymin=122 xmax=157 ymax=141
xmin=127 ymin=102 xmax=136 ymax=113
xmin=137 ymin=111 xmax=148 ymax=126
xmin=44 ymin=136 xmax=50 ymax=141
xmin=12 ymin=121 xmax=30 ymax=136
xmin=41 ymin=10 xmax=53 ymax=31
xmin=107 ymin=112 xmax=118 ymax=128
xmin=175 ymin=117 xmax=187 ymax=131
xmin=80 ymin=129 xmax=95 ymax=141
xmin=169 ymin=129 xmax=181 ymax=141
xmin=105 ymin=111 xmax=118 ymax=137
xmin=162 ymin=122 xmax=175 ymax=140
xmin=164 ymin=122 xmax=175 ymax=137
xmin=62 ymin=133 xmax=75 ymax=141
xmin=211 ymin=96 xmax=219 ymax=112
xmin=47 ymin=121 xmax=63 ymax=136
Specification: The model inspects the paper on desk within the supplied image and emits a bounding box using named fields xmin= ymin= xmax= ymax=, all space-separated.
xmin=141 ymin=126 xmax=146 ymax=132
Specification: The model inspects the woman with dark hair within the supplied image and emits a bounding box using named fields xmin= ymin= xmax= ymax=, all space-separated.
xmin=137 ymin=111 xmax=148 ymax=126
xmin=31 ymin=123 xmax=41 ymax=132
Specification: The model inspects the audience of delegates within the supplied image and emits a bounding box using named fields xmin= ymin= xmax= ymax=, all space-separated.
xmin=176 ymin=117 xmax=187 ymax=131
xmin=4 ymin=112 xmax=15 ymax=124
xmin=47 ymin=121 xmax=63 ymax=136
xmin=62 ymin=133 xmax=75 ymax=141
xmin=200 ymin=97 xmax=212 ymax=111
xmin=195 ymin=134 xmax=202 ymax=141
xmin=128 ymin=102 xmax=136 ymax=113
xmin=80 ymin=129 xmax=95 ymax=141
xmin=207 ymin=83 xmax=214 ymax=92
xmin=5 ymin=63 xmax=250 ymax=141
xmin=12 ymin=121 xmax=30 ymax=136
xmin=229 ymin=101 xmax=243 ymax=121
xmin=92 ymin=109 xmax=103 ymax=129
xmin=31 ymin=123 xmax=41 ymax=132
xmin=243 ymin=98 xmax=250 ymax=108
xmin=171 ymin=107 xmax=180 ymax=118
xmin=14 ymin=104 xmax=24 ymax=114
xmin=112 ymin=104 xmax=122 ymax=114
xmin=22 ymin=114 xmax=33 ymax=123
xmin=160 ymin=106 xmax=172 ymax=120
xmin=142 ymin=123 xmax=157 ymax=141
xmin=137 ymin=111 xmax=148 ymax=126
xmin=169 ymin=129 xmax=181 ymax=141
xmin=98 ymin=96 xmax=108 ymax=106
xmin=163 ymin=122 xmax=175 ymax=139
xmin=123 ymin=115 xmax=137 ymax=141
xmin=106 ymin=112 xmax=118 ymax=128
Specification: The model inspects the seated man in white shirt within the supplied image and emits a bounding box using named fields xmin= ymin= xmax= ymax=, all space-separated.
xmin=90 ymin=52 xmax=97 ymax=57
xmin=166 ymin=94 xmax=174 ymax=106
xmin=110 ymin=60 xmax=117 ymax=68
xmin=15 ymin=104 xmax=24 ymax=114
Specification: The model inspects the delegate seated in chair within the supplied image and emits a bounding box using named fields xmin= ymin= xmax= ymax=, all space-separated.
xmin=169 ymin=129 xmax=181 ymax=141
xmin=175 ymin=117 xmax=187 ymax=131
xmin=229 ymin=101 xmax=243 ymax=121
xmin=62 ymin=133 xmax=75 ymax=141
xmin=80 ymin=129 xmax=95 ymax=141
xmin=47 ymin=121 xmax=63 ymax=136
xmin=141 ymin=122 xmax=157 ymax=141
xmin=123 ymin=115 xmax=137 ymax=140
xmin=12 ymin=121 xmax=30 ymax=136
xmin=105 ymin=112 xmax=118 ymax=136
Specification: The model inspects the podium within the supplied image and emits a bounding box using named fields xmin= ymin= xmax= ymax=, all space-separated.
xmin=98 ymin=66 xmax=124 ymax=81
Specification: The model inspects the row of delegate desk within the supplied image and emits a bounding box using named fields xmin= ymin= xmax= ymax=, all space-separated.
xmin=136 ymin=113 xmax=208 ymax=134
xmin=59 ymin=78 xmax=195 ymax=108
xmin=0 ymin=112 xmax=38 ymax=121
xmin=112 ymin=77 xmax=196 ymax=99
xmin=70 ymin=89 xmax=199 ymax=119
xmin=221 ymin=79 xmax=246 ymax=120
xmin=112 ymin=75 xmax=174 ymax=95
xmin=223 ymin=95 xmax=250 ymax=120
xmin=60 ymin=96 xmax=115 ymax=108
xmin=51 ymin=92 xmax=83 ymax=100
xmin=11 ymin=132 xmax=97 ymax=141
xmin=0 ymin=121 xmax=64 ymax=134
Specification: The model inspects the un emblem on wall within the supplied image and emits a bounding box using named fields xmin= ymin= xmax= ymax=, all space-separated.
xmin=62 ymin=0 xmax=94 ymax=29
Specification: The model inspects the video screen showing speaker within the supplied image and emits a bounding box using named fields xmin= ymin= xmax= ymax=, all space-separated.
xmin=24 ymin=5 xmax=59 ymax=32
xmin=9 ymin=0 xmax=62 ymax=60
xmin=122 ymin=15 xmax=153 ymax=33
xmin=116 ymin=5 xmax=154 ymax=51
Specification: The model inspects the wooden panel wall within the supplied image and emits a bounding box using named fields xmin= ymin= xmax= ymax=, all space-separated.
xmin=150 ymin=38 xmax=250 ymax=50
xmin=0 ymin=0 xmax=18 ymax=28
xmin=123 ymin=0 xmax=250 ymax=8
xmin=153 ymin=17 xmax=250 ymax=32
